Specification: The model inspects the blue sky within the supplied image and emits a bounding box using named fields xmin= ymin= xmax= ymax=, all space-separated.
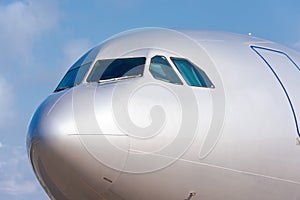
xmin=0 ymin=0 xmax=299 ymax=199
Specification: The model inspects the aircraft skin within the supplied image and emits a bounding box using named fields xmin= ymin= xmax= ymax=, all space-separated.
xmin=27 ymin=28 xmax=300 ymax=200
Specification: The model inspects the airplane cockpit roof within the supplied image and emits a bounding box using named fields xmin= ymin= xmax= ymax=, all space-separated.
xmin=54 ymin=28 xmax=273 ymax=93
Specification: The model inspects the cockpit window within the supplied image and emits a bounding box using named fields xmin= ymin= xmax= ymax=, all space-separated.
xmin=54 ymin=62 xmax=91 ymax=92
xmin=149 ymin=56 xmax=182 ymax=84
xmin=87 ymin=57 xmax=145 ymax=82
xmin=171 ymin=58 xmax=214 ymax=88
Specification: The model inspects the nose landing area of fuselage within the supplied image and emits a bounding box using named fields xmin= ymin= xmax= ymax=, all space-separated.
xmin=27 ymin=86 xmax=129 ymax=200
xmin=30 ymin=139 xmax=109 ymax=200
xmin=29 ymin=136 xmax=128 ymax=200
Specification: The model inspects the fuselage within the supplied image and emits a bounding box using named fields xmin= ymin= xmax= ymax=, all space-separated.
xmin=27 ymin=28 xmax=300 ymax=200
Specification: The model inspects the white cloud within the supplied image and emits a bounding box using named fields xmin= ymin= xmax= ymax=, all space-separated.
xmin=0 ymin=144 xmax=39 ymax=196
xmin=63 ymin=38 xmax=92 ymax=68
xmin=0 ymin=76 xmax=15 ymax=127
xmin=0 ymin=0 xmax=60 ymax=59
xmin=0 ymin=180 xmax=36 ymax=196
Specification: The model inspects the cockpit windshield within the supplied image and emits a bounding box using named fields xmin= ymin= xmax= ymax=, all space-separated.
xmin=87 ymin=57 xmax=146 ymax=83
xmin=54 ymin=62 xmax=91 ymax=92
xmin=171 ymin=57 xmax=214 ymax=88
xmin=54 ymin=49 xmax=93 ymax=92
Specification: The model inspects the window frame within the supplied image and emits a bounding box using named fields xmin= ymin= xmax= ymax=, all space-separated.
xmin=54 ymin=61 xmax=92 ymax=92
xmin=149 ymin=55 xmax=183 ymax=85
xmin=170 ymin=57 xmax=215 ymax=88
xmin=86 ymin=57 xmax=146 ymax=83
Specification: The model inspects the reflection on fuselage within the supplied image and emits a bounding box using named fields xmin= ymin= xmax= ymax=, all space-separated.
xmin=27 ymin=28 xmax=300 ymax=200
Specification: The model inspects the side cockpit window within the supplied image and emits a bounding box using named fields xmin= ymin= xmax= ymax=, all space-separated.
xmin=87 ymin=57 xmax=145 ymax=82
xmin=55 ymin=49 xmax=93 ymax=92
xmin=55 ymin=62 xmax=91 ymax=92
xmin=171 ymin=58 xmax=214 ymax=88
xmin=149 ymin=56 xmax=182 ymax=84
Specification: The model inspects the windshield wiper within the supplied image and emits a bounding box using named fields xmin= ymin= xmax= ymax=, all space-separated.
xmin=98 ymin=75 xmax=141 ymax=83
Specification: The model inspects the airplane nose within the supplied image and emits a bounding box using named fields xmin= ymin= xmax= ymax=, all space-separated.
xmin=27 ymin=89 xmax=129 ymax=200
xmin=27 ymin=91 xmax=75 ymax=154
xmin=27 ymin=91 xmax=84 ymax=199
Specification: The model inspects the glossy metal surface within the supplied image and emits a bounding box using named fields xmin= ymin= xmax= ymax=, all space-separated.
xmin=27 ymin=28 xmax=300 ymax=200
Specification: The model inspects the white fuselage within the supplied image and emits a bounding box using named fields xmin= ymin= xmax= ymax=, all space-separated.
xmin=27 ymin=28 xmax=300 ymax=200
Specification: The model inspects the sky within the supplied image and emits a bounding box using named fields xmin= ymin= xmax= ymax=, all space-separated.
xmin=0 ymin=0 xmax=299 ymax=199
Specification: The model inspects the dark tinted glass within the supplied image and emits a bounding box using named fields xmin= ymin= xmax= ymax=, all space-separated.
xmin=171 ymin=58 xmax=214 ymax=88
xmin=87 ymin=57 xmax=145 ymax=82
xmin=149 ymin=56 xmax=182 ymax=84
xmin=55 ymin=62 xmax=91 ymax=92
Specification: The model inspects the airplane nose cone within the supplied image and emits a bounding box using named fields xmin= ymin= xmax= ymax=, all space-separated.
xmin=27 ymin=90 xmax=77 ymax=148
xmin=27 ymin=89 xmax=130 ymax=200
xmin=27 ymin=91 xmax=83 ymax=199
